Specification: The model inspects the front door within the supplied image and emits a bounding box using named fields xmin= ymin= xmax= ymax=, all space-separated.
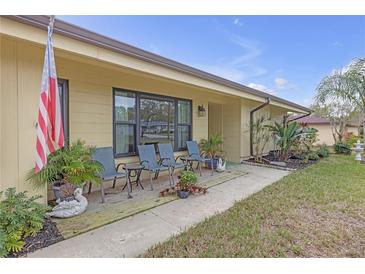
xmin=208 ymin=102 xmax=223 ymax=137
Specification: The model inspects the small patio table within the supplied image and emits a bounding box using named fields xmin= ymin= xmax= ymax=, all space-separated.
xmin=179 ymin=156 xmax=195 ymax=172
xmin=122 ymin=163 xmax=144 ymax=192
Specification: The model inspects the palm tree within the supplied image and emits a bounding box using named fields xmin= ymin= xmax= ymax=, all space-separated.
xmin=268 ymin=121 xmax=303 ymax=161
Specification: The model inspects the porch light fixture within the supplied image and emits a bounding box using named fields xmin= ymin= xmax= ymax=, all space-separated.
xmin=198 ymin=105 xmax=206 ymax=117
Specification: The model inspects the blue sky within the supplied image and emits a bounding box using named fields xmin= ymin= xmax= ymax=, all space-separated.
xmin=59 ymin=16 xmax=365 ymax=107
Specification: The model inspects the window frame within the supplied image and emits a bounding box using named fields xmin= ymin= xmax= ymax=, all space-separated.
xmin=113 ymin=89 xmax=138 ymax=157
xmin=176 ymin=99 xmax=193 ymax=151
xmin=58 ymin=78 xmax=69 ymax=146
xmin=113 ymin=87 xmax=192 ymax=157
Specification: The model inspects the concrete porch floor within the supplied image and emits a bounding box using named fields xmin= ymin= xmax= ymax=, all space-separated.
xmin=84 ymin=166 xmax=216 ymax=213
xmin=51 ymin=165 xmax=247 ymax=239
xmin=29 ymin=164 xmax=289 ymax=258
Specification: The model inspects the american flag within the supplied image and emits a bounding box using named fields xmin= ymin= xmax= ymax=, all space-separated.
xmin=35 ymin=16 xmax=64 ymax=173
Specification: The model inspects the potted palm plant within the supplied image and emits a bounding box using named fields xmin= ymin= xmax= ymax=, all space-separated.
xmin=177 ymin=171 xmax=197 ymax=199
xmin=200 ymin=134 xmax=224 ymax=169
xmin=27 ymin=140 xmax=102 ymax=202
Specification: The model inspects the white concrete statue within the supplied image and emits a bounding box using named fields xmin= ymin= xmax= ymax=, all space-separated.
xmin=354 ymin=140 xmax=363 ymax=161
xmin=216 ymin=158 xmax=226 ymax=172
xmin=48 ymin=188 xmax=88 ymax=218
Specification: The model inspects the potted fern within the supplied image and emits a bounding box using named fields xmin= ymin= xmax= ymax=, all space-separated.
xmin=27 ymin=140 xmax=102 ymax=202
xmin=200 ymin=134 xmax=223 ymax=169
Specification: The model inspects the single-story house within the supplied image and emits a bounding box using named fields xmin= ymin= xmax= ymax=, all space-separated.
xmin=0 ymin=15 xmax=310 ymax=202
xmin=295 ymin=115 xmax=359 ymax=146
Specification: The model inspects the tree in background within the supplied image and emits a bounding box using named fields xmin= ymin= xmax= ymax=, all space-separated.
xmin=344 ymin=58 xmax=365 ymax=142
xmin=310 ymin=99 xmax=356 ymax=143
xmin=314 ymin=61 xmax=361 ymax=143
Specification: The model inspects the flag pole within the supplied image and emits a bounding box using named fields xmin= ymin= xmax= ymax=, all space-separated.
xmin=48 ymin=15 xmax=55 ymax=34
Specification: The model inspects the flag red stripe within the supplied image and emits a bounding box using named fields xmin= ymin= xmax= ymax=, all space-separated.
xmin=34 ymin=23 xmax=64 ymax=173
xmin=36 ymin=138 xmax=46 ymax=166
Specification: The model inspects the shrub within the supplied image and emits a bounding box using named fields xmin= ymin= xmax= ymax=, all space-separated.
xmin=307 ymin=151 xmax=320 ymax=161
xmin=268 ymin=121 xmax=304 ymax=161
xmin=292 ymin=127 xmax=318 ymax=157
xmin=0 ymin=188 xmax=49 ymax=257
xmin=178 ymin=171 xmax=198 ymax=191
xmin=317 ymin=144 xmax=329 ymax=158
xmin=346 ymin=135 xmax=363 ymax=148
xmin=334 ymin=141 xmax=352 ymax=155
xmin=251 ymin=115 xmax=272 ymax=163
xmin=27 ymin=140 xmax=102 ymax=189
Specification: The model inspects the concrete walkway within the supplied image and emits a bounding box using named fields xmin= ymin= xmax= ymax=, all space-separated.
xmin=29 ymin=165 xmax=289 ymax=258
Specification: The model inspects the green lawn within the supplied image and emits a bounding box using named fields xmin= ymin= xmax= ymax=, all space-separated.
xmin=144 ymin=155 xmax=365 ymax=257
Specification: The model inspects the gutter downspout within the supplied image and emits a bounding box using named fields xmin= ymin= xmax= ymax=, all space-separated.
xmin=287 ymin=112 xmax=311 ymax=125
xmin=250 ymin=97 xmax=271 ymax=157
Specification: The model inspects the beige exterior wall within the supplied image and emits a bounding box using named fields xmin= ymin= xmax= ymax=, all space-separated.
xmin=208 ymin=103 xmax=223 ymax=137
xmin=311 ymin=124 xmax=335 ymax=146
xmin=223 ymin=100 xmax=241 ymax=163
xmin=310 ymin=124 xmax=359 ymax=146
xmin=240 ymin=101 xmax=287 ymax=160
xmin=0 ymin=28 xmax=298 ymax=200
xmin=346 ymin=126 xmax=359 ymax=136
xmin=0 ymin=35 xmax=251 ymax=199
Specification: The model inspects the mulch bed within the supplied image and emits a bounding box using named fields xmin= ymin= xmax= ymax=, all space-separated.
xmin=9 ymin=218 xmax=63 ymax=258
xmin=244 ymin=150 xmax=319 ymax=170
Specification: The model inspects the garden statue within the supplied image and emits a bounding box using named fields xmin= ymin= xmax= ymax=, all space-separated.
xmin=216 ymin=158 xmax=226 ymax=172
xmin=354 ymin=140 xmax=363 ymax=161
xmin=47 ymin=188 xmax=88 ymax=218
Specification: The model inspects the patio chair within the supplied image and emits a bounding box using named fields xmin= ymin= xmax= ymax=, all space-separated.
xmin=91 ymin=147 xmax=130 ymax=203
xmin=186 ymin=140 xmax=214 ymax=176
xmin=137 ymin=144 xmax=173 ymax=190
xmin=158 ymin=143 xmax=186 ymax=185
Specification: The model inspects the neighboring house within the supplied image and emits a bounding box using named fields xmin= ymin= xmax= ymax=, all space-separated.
xmin=0 ymin=16 xmax=310 ymax=201
xmin=295 ymin=115 xmax=359 ymax=146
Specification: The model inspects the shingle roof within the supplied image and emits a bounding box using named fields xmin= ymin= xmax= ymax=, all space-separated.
xmin=296 ymin=116 xmax=330 ymax=124
xmin=295 ymin=115 xmax=358 ymax=127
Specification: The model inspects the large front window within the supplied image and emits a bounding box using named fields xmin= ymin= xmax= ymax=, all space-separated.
xmin=113 ymin=88 xmax=192 ymax=157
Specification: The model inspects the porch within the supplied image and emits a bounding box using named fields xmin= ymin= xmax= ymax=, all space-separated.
xmin=31 ymin=163 xmax=290 ymax=258
xmin=54 ymin=164 xmax=247 ymax=239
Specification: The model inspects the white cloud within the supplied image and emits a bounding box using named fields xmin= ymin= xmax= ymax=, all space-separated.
xmin=194 ymin=35 xmax=266 ymax=83
xmin=233 ymin=18 xmax=243 ymax=27
xmin=332 ymin=41 xmax=343 ymax=48
xmin=275 ymin=77 xmax=288 ymax=89
xmin=230 ymin=36 xmax=262 ymax=63
xmin=149 ymin=43 xmax=162 ymax=55
xmin=302 ymin=98 xmax=313 ymax=107
xmin=247 ymin=83 xmax=276 ymax=95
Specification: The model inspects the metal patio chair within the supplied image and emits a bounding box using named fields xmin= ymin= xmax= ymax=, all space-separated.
xmin=137 ymin=144 xmax=173 ymax=190
xmin=91 ymin=147 xmax=130 ymax=203
xmin=186 ymin=140 xmax=214 ymax=176
xmin=158 ymin=143 xmax=186 ymax=185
